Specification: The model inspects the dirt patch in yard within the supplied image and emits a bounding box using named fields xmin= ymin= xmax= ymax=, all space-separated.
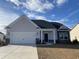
xmin=37 ymin=44 xmax=79 ymax=59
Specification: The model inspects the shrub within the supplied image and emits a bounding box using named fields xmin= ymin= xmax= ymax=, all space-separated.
xmin=36 ymin=38 xmax=41 ymax=44
xmin=72 ymin=39 xmax=79 ymax=44
xmin=0 ymin=40 xmax=5 ymax=46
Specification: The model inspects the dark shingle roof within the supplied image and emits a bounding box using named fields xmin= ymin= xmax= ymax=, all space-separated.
xmin=32 ymin=20 xmax=55 ymax=29
xmin=32 ymin=20 xmax=70 ymax=30
xmin=51 ymin=22 xmax=63 ymax=29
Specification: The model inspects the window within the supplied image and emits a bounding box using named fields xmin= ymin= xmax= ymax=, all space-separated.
xmin=59 ymin=34 xmax=63 ymax=39
xmin=59 ymin=32 xmax=68 ymax=40
xmin=64 ymin=36 xmax=68 ymax=39
xmin=64 ymin=32 xmax=68 ymax=39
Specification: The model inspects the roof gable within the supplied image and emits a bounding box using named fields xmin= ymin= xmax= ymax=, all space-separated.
xmin=6 ymin=15 xmax=39 ymax=29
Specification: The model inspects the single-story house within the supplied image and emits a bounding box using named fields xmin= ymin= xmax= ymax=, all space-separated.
xmin=6 ymin=15 xmax=70 ymax=44
xmin=70 ymin=24 xmax=79 ymax=42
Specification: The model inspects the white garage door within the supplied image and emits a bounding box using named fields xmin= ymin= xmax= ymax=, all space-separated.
xmin=10 ymin=32 xmax=36 ymax=44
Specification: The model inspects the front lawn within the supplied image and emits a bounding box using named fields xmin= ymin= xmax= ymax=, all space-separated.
xmin=37 ymin=44 xmax=79 ymax=59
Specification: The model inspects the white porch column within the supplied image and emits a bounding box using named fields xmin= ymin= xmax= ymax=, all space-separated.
xmin=53 ymin=30 xmax=57 ymax=44
xmin=40 ymin=30 xmax=43 ymax=43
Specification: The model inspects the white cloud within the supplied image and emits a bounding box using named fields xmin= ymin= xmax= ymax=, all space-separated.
xmin=53 ymin=18 xmax=68 ymax=24
xmin=52 ymin=14 xmax=55 ymax=17
xmin=58 ymin=19 xmax=68 ymax=23
xmin=6 ymin=0 xmax=21 ymax=6
xmin=26 ymin=13 xmax=36 ymax=18
xmin=35 ymin=16 xmax=47 ymax=20
xmin=51 ymin=14 xmax=55 ymax=19
xmin=23 ymin=0 xmax=54 ymax=13
xmin=26 ymin=12 xmax=54 ymax=22
xmin=56 ymin=0 xmax=67 ymax=6
xmin=23 ymin=0 xmax=43 ymax=12
xmin=6 ymin=0 xmax=67 ymax=13
xmin=26 ymin=12 xmax=47 ymax=20
xmin=43 ymin=1 xmax=54 ymax=10
xmin=7 ymin=0 xmax=54 ymax=13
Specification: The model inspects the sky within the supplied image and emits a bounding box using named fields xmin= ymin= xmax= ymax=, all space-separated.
xmin=0 ymin=0 xmax=79 ymax=33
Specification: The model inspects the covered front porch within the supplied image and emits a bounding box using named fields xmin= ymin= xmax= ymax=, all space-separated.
xmin=36 ymin=29 xmax=57 ymax=44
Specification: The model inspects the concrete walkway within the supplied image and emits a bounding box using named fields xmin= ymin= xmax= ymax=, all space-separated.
xmin=0 ymin=45 xmax=38 ymax=59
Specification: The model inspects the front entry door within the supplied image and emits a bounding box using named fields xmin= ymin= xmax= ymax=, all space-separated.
xmin=44 ymin=33 xmax=48 ymax=42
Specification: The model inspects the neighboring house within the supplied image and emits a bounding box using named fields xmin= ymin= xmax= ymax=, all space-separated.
xmin=70 ymin=24 xmax=79 ymax=42
xmin=6 ymin=15 xmax=70 ymax=44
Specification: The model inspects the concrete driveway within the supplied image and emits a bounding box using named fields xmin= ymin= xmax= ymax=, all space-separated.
xmin=0 ymin=45 xmax=38 ymax=59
